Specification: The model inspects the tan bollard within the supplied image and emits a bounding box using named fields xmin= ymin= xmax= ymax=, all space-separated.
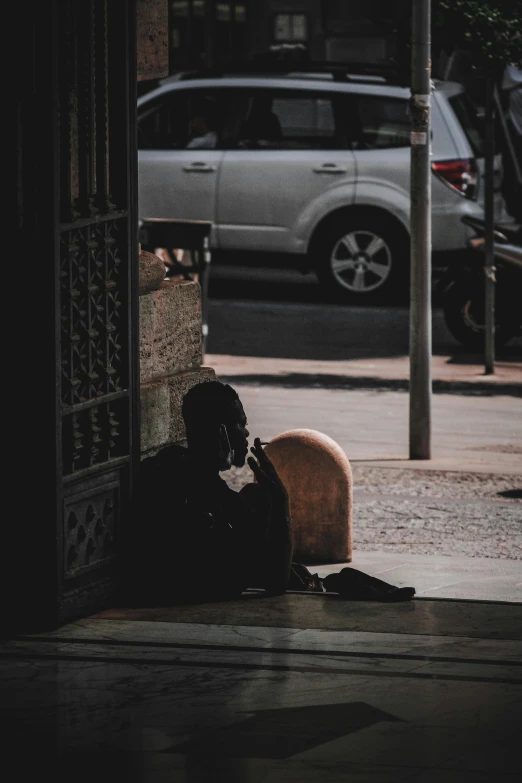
xmin=265 ymin=429 xmax=352 ymax=564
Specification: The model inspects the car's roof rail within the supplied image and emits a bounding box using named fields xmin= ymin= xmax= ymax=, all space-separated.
xmin=168 ymin=60 xmax=407 ymax=87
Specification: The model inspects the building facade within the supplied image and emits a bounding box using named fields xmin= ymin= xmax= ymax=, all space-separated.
xmin=165 ymin=1 xmax=401 ymax=74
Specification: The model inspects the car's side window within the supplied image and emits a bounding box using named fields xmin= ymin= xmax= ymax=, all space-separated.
xmin=138 ymin=95 xmax=188 ymax=150
xmin=213 ymin=90 xmax=253 ymax=149
xmin=138 ymin=90 xmax=227 ymax=151
xmin=236 ymin=90 xmax=349 ymax=150
xmin=350 ymin=96 xmax=411 ymax=150
xmin=448 ymin=93 xmax=492 ymax=157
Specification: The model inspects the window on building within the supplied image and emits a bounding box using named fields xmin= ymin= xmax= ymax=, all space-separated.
xmin=169 ymin=0 xmax=212 ymax=71
xmin=171 ymin=0 xmax=189 ymax=12
xmin=169 ymin=1 xmax=248 ymax=71
xmin=169 ymin=1 xmax=189 ymax=70
xmin=232 ymin=4 xmax=247 ymax=61
xmin=274 ymin=13 xmax=308 ymax=43
xmin=215 ymin=2 xmax=248 ymax=66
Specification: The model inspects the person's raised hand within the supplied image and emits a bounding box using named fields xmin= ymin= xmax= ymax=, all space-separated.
xmin=247 ymin=438 xmax=289 ymax=517
xmin=248 ymin=438 xmax=277 ymax=483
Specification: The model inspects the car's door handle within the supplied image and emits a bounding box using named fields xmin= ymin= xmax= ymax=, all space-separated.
xmin=183 ymin=162 xmax=217 ymax=173
xmin=313 ymin=164 xmax=347 ymax=174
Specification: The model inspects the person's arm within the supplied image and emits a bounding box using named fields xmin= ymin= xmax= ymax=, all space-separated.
xmin=185 ymin=136 xmax=205 ymax=149
xmin=247 ymin=438 xmax=293 ymax=594
xmin=185 ymin=132 xmax=217 ymax=150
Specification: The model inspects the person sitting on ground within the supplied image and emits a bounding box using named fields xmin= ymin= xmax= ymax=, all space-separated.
xmin=132 ymin=381 xmax=415 ymax=604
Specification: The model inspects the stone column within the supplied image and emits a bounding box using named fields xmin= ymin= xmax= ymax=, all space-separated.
xmin=139 ymin=250 xmax=215 ymax=456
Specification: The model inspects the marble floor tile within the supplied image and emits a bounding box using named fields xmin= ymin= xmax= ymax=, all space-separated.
xmin=18 ymin=618 xmax=302 ymax=649
xmin=91 ymin=595 xmax=522 ymax=639
xmin=5 ymin=646 xmax=518 ymax=692
xmin=16 ymin=618 xmax=522 ymax=664
xmin=5 ymin=627 xmax=522 ymax=687
xmin=17 ymin=752 xmax=429 ymax=783
xmin=3 ymin=647 xmax=521 ymax=731
xmin=397 ymin=635 xmax=522 ymax=661
xmin=264 ymin=627 xmax=522 ymax=659
xmin=405 ymin=770 xmax=519 ymax=783
xmin=258 ymin=760 xmax=425 ymax=783
xmin=3 ymin=596 xmax=522 ymax=783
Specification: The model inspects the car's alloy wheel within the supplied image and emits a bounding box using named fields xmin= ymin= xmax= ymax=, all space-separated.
xmin=315 ymin=215 xmax=408 ymax=302
xmin=330 ymin=230 xmax=393 ymax=293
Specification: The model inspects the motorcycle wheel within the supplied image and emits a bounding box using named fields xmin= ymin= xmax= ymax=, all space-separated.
xmin=443 ymin=280 xmax=518 ymax=350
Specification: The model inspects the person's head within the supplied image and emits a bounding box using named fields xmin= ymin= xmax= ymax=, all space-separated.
xmin=189 ymin=100 xmax=217 ymax=138
xmin=182 ymin=381 xmax=250 ymax=470
xmin=189 ymin=113 xmax=208 ymax=138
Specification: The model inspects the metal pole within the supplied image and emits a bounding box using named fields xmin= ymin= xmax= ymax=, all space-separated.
xmin=484 ymin=77 xmax=496 ymax=375
xmin=409 ymin=0 xmax=432 ymax=460
xmin=200 ymin=235 xmax=211 ymax=355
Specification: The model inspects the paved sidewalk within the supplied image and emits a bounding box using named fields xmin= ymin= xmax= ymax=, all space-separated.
xmin=207 ymin=352 xmax=522 ymax=393
xmin=207 ymin=353 xmax=522 ymax=474
xmin=312 ymin=553 xmax=522 ymax=603
xmin=223 ymin=462 xmax=522 ymax=602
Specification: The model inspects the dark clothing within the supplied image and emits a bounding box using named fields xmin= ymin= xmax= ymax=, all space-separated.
xmin=133 ymin=445 xmax=284 ymax=603
xmin=131 ymin=444 xmax=415 ymax=605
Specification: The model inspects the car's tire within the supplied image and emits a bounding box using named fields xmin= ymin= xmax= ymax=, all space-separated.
xmin=442 ymin=279 xmax=517 ymax=350
xmin=313 ymin=213 xmax=409 ymax=303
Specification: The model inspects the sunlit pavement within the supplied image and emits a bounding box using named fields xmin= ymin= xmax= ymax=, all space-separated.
xmin=203 ymin=273 xmax=521 ymax=602
xmin=203 ymin=348 xmax=522 ymax=603
xmin=207 ymin=366 xmax=522 ymax=473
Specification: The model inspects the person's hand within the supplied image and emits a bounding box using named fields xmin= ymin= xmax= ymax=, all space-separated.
xmin=247 ymin=438 xmax=290 ymax=519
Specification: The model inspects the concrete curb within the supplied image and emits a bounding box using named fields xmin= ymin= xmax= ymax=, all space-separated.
xmin=215 ymin=372 xmax=521 ymax=397
xmin=207 ymin=354 xmax=522 ymax=397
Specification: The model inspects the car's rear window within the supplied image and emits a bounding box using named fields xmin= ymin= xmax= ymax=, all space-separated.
xmin=448 ymin=93 xmax=486 ymax=157
xmin=339 ymin=95 xmax=411 ymax=150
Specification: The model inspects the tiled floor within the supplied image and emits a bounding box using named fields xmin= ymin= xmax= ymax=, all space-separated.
xmin=2 ymin=591 xmax=521 ymax=782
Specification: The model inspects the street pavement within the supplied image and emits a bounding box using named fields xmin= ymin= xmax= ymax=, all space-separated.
xmin=205 ymin=269 xmax=522 ymax=600
xmin=205 ymin=283 xmax=522 ymax=473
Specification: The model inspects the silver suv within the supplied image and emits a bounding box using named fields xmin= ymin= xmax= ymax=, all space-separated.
xmin=138 ymin=70 xmax=505 ymax=300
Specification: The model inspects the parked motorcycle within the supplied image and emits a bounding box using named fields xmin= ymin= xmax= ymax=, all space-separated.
xmin=438 ymin=215 xmax=522 ymax=349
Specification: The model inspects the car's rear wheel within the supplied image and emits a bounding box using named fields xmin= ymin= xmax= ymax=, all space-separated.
xmin=314 ymin=214 xmax=409 ymax=303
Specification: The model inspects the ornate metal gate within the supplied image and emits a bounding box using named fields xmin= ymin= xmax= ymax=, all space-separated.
xmin=56 ymin=0 xmax=139 ymax=624
xmin=13 ymin=0 xmax=139 ymax=628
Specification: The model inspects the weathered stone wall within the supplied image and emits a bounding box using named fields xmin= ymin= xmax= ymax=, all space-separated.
xmin=136 ymin=0 xmax=168 ymax=82
xmin=139 ymin=279 xmax=215 ymax=456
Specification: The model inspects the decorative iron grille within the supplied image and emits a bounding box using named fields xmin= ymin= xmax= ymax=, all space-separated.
xmin=64 ymin=478 xmax=119 ymax=579
xmin=60 ymin=217 xmax=127 ymax=407
xmin=57 ymin=0 xmax=134 ymax=478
